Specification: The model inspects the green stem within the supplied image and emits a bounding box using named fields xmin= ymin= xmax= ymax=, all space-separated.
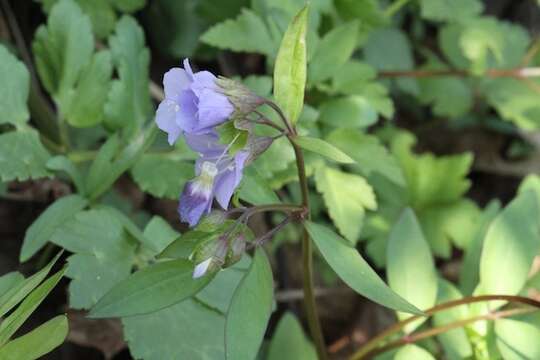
xmin=358 ymin=307 xmax=537 ymax=359
xmin=383 ymin=0 xmax=411 ymax=18
xmin=291 ymin=137 xmax=328 ymax=360
xmin=351 ymin=294 xmax=540 ymax=360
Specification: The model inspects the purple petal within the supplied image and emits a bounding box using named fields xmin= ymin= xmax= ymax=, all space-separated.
xmin=214 ymin=151 xmax=249 ymax=209
xmin=185 ymin=132 xmax=224 ymax=157
xmin=193 ymin=258 xmax=212 ymax=278
xmin=155 ymin=99 xmax=182 ymax=145
xmin=163 ymin=68 xmax=190 ymax=102
xmin=191 ymin=71 xmax=218 ymax=97
xmin=196 ymin=88 xmax=234 ymax=129
xmin=177 ymin=89 xmax=200 ymax=133
xmin=179 ymin=181 xmax=214 ymax=227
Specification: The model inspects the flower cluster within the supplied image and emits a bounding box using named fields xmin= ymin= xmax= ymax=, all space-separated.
xmin=155 ymin=59 xmax=266 ymax=227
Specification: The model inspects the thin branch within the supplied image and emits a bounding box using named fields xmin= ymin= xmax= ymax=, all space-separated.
xmin=149 ymin=81 xmax=165 ymax=102
xmin=378 ymin=67 xmax=540 ymax=79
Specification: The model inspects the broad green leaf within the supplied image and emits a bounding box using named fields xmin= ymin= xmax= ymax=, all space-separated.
xmin=51 ymin=209 xmax=136 ymax=309
xmin=141 ymin=216 xmax=180 ymax=255
xmin=225 ymin=249 xmax=273 ymax=360
xmin=110 ymin=0 xmax=146 ymax=12
xmin=273 ymin=6 xmax=308 ymax=125
xmin=364 ymin=28 xmax=418 ymax=95
xmin=131 ymin=154 xmax=193 ymax=199
xmin=32 ymin=0 xmax=94 ymax=104
xmin=433 ymin=279 xmax=472 ymax=360
xmin=90 ymin=259 xmax=213 ymax=318
xmin=331 ymin=60 xmax=376 ymax=94
xmin=201 ymin=9 xmax=274 ymax=56
xmin=238 ymin=167 xmax=281 ymax=206
xmin=0 ymin=253 xmax=61 ymax=318
xmin=326 ymin=129 xmax=405 ymax=185
xmin=63 ymin=50 xmax=112 ymax=127
xmin=459 ymin=17 xmax=504 ymax=75
xmin=495 ymin=318 xmax=540 ymax=360
xmin=394 ymin=345 xmax=435 ymax=360
xmin=420 ymin=0 xmax=483 ymax=22
xmin=267 ymin=312 xmax=316 ymax=360
xmin=0 ymin=273 xmax=24 ymax=296
xmin=308 ymin=21 xmax=359 ymax=84
xmin=387 ymin=209 xmax=437 ymax=330
xmin=0 ymin=268 xmax=65 ymax=346
xmin=315 ymin=166 xmax=376 ymax=243
xmin=319 ymin=96 xmax=378 ymax=129
xmin=46 ymin=155 xmax=85 ymax=194
xmin=20 ymin=194 xmax=88 ymax=262
xmin=0 ymin=315 xmax=68 ymax=360
xmin=294 ymin=136 xmax=354 ymax=164
xmin=0 ymin=45 xmax=30 ymax=126
xmin=459 ymin=200 xmax=500 ymax=295
xmin=122 ymin=261 xmax=247 ymax=360
xmin=157 ymin=231 xmax=211 ymax=260
xmin=479 ymin=191 xmax=540 ymax=296
xmin=334 ymin=0 xmax=386 ymax=31
xmin=104 ymin=16 xmax=152 ymax=132
xmin=305 ymin=221 xmax=422 ymax=315
xmin=85 ymin=134 xmax=120 ymax=195
xmin=0 ymin=131 xmax=51 ymax=182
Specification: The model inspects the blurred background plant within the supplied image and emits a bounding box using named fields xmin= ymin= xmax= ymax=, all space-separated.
xmin=1 ymin=0 xmax=540 ymax=359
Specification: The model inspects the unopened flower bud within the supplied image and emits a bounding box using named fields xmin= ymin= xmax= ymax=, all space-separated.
xmin=224 ymin=234 xmax=247 ymax=268
xmin=191 ymin=236 xmax=228 ymax=278
xmin=196 ymin=210 xmax=227 ymax=232
xmin=245 ymin=135 xmax=274 ymax=165
xmin=216 ymin=77 xmax=265 ymax=118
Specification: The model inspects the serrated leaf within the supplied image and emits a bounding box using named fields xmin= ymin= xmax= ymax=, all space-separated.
xmin=90 ymin=259 xmax=213 ymax=318
xmin=225 ymin=249 xmax=273 ymax=360
xmin=315 ymin=166 xmax=376 ymax=243
xmin=295 ymin=136 xmax=355 ymax=164
xmin=201 ymin=9 xmax=274 ymax=56
xmin=308 ymin=20 xmax=359 ymax=84
xmin=64 ymin=50 xmax=112 ymax=127
xmin=319 ymin=96 xmax=377 ymax=129
xmin=0 ymin=268 xmax=65 ymax=346
xmin=20 ymin=194 xmax=88 ymax=262
xmin=0 ymin=315 xmax=68 ymax=360
xmin=0 ymin=131 xmax=51 ymax=182
xmin=305 ymin=221 xmax=422 ymax=315
xmin=51 ymin=209 xmax=137 ymax=309
xmin=267 ymin=312 xmax=316 ymax=360
xmin=131 ymin=154 xmax=193 ymax=199
xmin=420 ymin=0 xmax=483 ymax=22
xmin=32 ymin=0 xmax=93 ymax=104
xmin=46 ymin=155 xmax=85 ymax=193
xmin=334 ymin=0 xmax=386 ymax=30
xmin=104 ymin=16 xmax=151 ymax=132
xmin=387 ymin=209 xmax=437 ymax=331
xmin=273 ymin=6 xmax=308 ymax=125
xmin=0 ymin=45 xmax=30 ymax=126
xmin=479 ymin=191 xmax=540 ymax=296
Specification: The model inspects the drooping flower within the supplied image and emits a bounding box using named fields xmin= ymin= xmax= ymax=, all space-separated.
xmin=178 ymin=132 xmax=249 ymax=227
xmin=155 ymin=59 xmax=234 ymax=144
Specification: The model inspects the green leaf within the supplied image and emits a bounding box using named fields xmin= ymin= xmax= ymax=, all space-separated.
xmin=20 ymin=194 xmax=88 ymax=262
xmin=51 ymin=209 xmax=136 ymax=309
xmin=305 ymin=221 xmax=422 ymax=315
xmin=104 ymin=16 xmax=151 ymax=132
xmin=433 ymin=279 xmax=472 ymax=360
xmin=394 ymin=345 xmax=435 ymax=360
xmin=0 ymin=268 xmax=65 ymax=346
xmin=32 ymin=0 xmax=94 ymax=104
xmin=46 ymin=155 xmax=85 ymax=194
xmin=326 ymin=129 xmax=405 ymax=185
xmin=109 ymin=0 xmax=146 ymax=12
xmin=0 ymin=252 xmax=61 ymax=318
xmin=0 ymin=45 xmax=30 ymax=126
xmin=89 ymin=259 xmax=213 ymax=318
xmin=142 ymin=216 xmax=180 ymax=255
xmin=201 ymin=9 xmax=274 ymax=56
xmin=334 ymin=0 xmax=386 ymax=31
xmin=420 ymin=0 xmax=483 ymax=22
xmin=122 ymin=262 xmax=247 ymax=360
xmin=0 ymin=315 xmax=68 ymax=360
xmin=225 ymin=249 xmax=273 ymax=360
xmin=387 ymin=209 xmax=437 ymax=329
xmin=238 ymin=167 xmax=281 ymax=206
xmin=157 ymin=231 xmax=210 ymax=260
xmin=364 ymin=28 xmax=418 ymax=95
xmin=131 ymin=154 xmax=193 ymax=199
xmin=319 ymin=96 xmax=378 ymax=129
xmin=273 ymin=6 xmax=308 ymax=125
xmin=63 ymin=50 xmax=112 ymax=127
xmin=294 ymin=136 xmax=355 ymax=164
xmin=0 ymin=273 xmax=24 ymax=296
xmin=315 ymin=166 xmax=376 ymax=243
xmin=495 ymin=318 xmax=540 ymax=360
xmin=479 ymin=191 xmax=540 ymax=296
xmin=308 ymin=21 xmax=359 ymax=84
xmin=0 ymin=131 xmax=51 ymax=182
xmin=267 ymin=312 xmax=316 ymax=360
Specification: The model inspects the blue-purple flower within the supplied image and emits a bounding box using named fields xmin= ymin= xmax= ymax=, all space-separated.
xmin=155 ymin=59 xmax=234 ymax=144
xmin=178 ymin=132 xmax=249 ymax=227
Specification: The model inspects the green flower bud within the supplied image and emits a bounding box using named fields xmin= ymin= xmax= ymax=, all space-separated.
xmin=216 ymin=77 xmax=265 ymax=118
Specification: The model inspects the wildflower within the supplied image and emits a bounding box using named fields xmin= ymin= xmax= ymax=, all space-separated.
xmin=155 ymin=59 xmax=234 ymax=144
